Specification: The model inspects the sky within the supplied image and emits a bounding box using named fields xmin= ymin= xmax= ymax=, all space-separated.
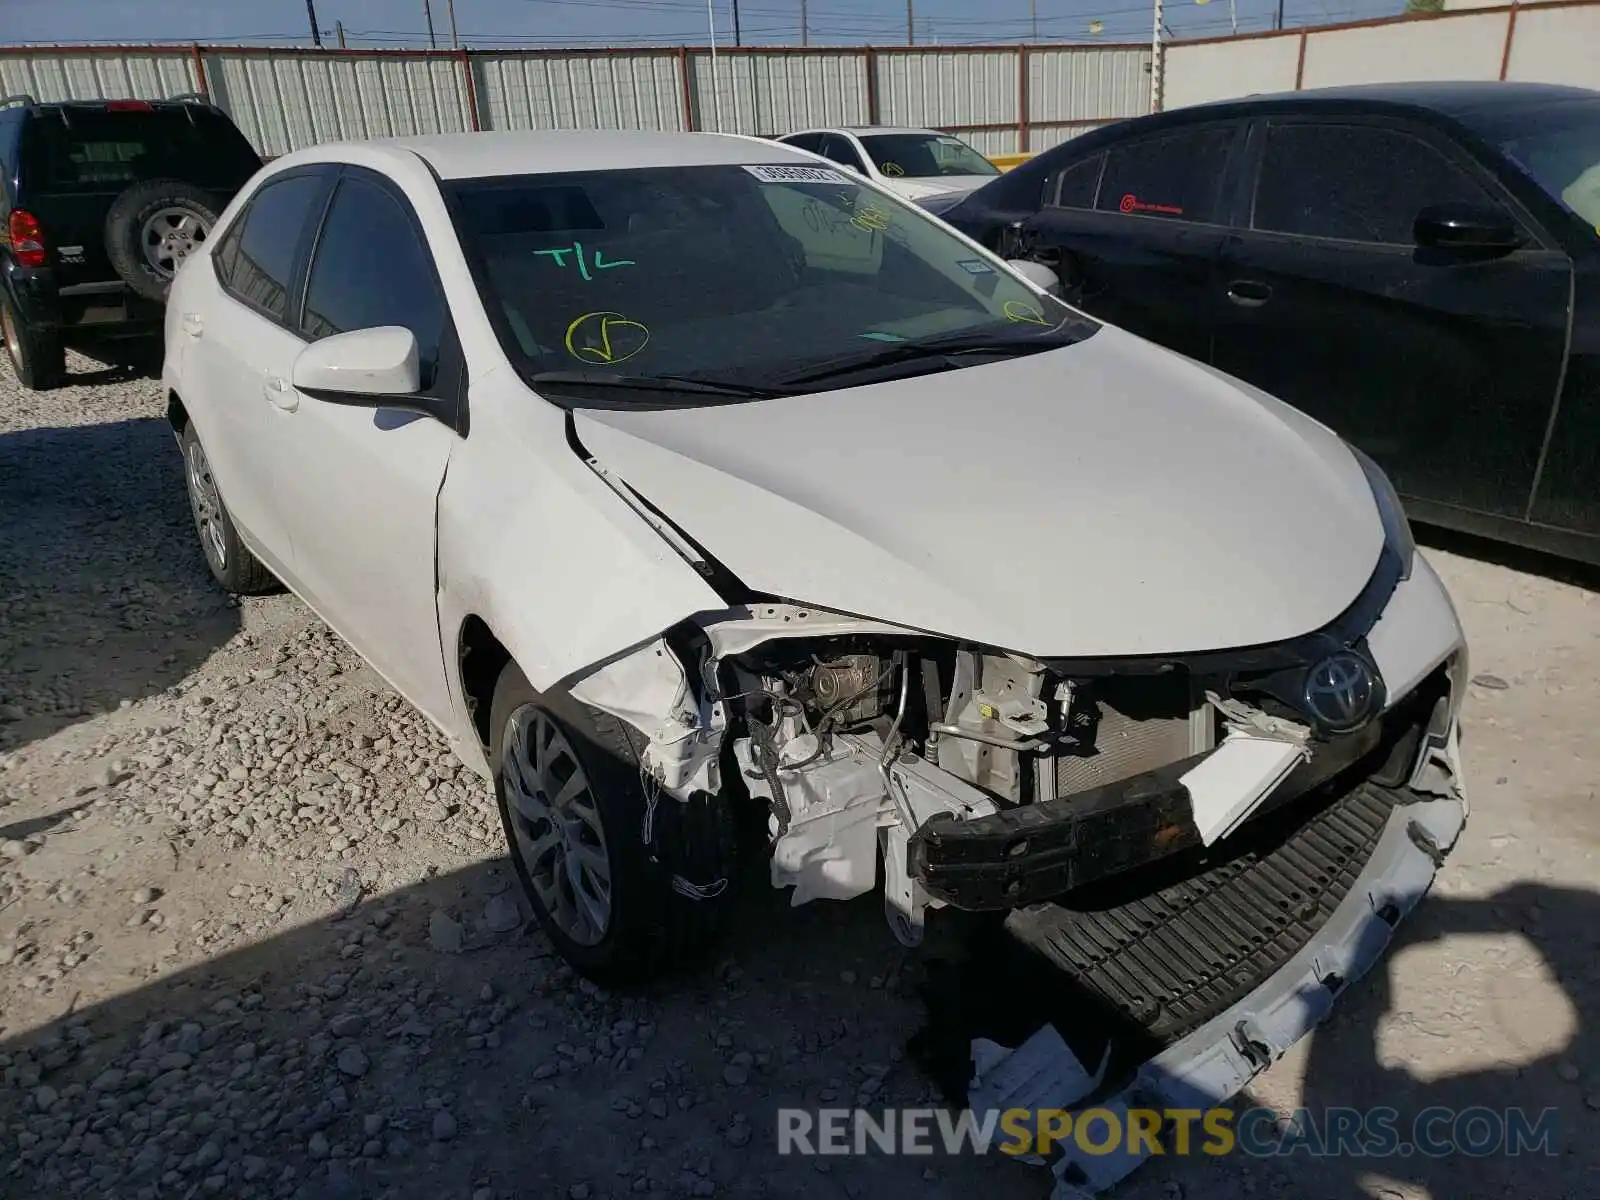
xmin=4 ymin=0 xmax=1411 ymax=50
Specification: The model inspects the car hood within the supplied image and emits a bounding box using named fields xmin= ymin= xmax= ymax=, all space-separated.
xmin=880 ymin=175 xmax=995 ymax=201
xmin=571 ymin=325 xmax=1385 ymax=658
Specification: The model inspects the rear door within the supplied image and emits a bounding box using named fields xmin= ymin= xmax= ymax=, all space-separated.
xmin=180 ymin=166 xmax=334 ymax=574
xmin=16 ymin=105 xmax=261 ymax=288
xmin=1210 ymin=116 xmax=1571 ymax=522
xmin=1015 ymin=121 xmax=1244 ymax=363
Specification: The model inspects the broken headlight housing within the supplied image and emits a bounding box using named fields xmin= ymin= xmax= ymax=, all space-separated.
xmin=1352 ymin=444 xmax=1415 ymax=581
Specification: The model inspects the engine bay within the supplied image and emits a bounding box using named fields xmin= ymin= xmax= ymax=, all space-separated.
xmin=566 ymin=601 xmax=1456 ymax=948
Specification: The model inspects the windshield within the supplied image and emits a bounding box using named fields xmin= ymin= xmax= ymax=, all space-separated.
xmin=446 ymin=162 xmax=1094 ymax=403
xmin=859 ymin=133 xmax=1000 ymax=180
xmin=1494 ymin=99 xmax=1600 ymax=237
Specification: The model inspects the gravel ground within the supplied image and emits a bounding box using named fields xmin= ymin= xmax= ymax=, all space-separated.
xmin=2 ymin=350 xmax=1598 ymax=1200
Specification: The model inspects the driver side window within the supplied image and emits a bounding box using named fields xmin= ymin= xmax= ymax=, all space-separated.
xmin=300 ymin=175 xmax=447 ymax=384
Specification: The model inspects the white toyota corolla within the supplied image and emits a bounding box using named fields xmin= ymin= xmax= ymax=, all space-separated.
xmin=163 ymin=130 xmax=1468 ymax=1159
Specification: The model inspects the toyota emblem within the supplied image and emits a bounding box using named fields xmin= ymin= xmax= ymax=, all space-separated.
xmin=1303 ymin=652 xmax=1379 ymax=732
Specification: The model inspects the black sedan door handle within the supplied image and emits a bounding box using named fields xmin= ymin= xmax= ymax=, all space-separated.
xmin=1226 ymin=280 xmax=1272 ymax=308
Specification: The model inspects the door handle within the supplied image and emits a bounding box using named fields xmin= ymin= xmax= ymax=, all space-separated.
xmin=262 ymin=374 xmax=298 ymax=413
xmin=180 ymin=312 xmax=203 ymax=338
xmin=1226 ymin=280 xmax=1272 ymax=309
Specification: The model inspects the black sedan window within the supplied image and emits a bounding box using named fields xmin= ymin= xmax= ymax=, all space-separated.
xmin=1252 ymin=123 xmax=1498 ymax=245
xmin=1093 ymin=126 xmax=1235 ymax=223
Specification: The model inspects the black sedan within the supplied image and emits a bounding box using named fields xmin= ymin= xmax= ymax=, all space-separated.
xmin=933 ymin=82 xmax=1600 ymax=564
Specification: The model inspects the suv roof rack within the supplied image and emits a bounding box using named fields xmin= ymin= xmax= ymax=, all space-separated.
xmin=167 ymin=92 xmax=215 ymax=106
xmin=1 ymin=94 xmax=38 ymax=111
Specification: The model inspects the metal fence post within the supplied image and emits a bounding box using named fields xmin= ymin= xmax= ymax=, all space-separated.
xmin=678 ymin=45 xmax=696 ymax=131
xmin=459 ymin=49 xmax=480 ymax=130
xmin=864 ymin=46 xmax=880 ymax=125
xmin=1018 ymin=43 xmax=1030 ymax=152
xmin=191 ymin=44 xmax=210 ymax=99
xmin=1499 ymin=2 xmax=1520 ymax=80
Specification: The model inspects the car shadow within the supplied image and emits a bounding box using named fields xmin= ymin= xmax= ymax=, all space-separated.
xmin=1416 ymin=522 xmax=1600 ymax=594
xmin=5 ymin=811 xmax=1590 ymax=1200
xmin=0 ymin=417 xmax=240 ymax=753
xmin=1269 ymin=881 xmax=1597 ymax=1199
xmin=62 ymin=336 xmax=165 ymax=384
xmin=0 ymin=853 xmax=1047 ymax=1200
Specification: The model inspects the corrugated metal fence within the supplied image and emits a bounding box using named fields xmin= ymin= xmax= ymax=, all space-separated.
xmin=0 ymin=42 xmax=1152 ymax=159
xmin=3 ymin=3 xmax=1592 ymax=163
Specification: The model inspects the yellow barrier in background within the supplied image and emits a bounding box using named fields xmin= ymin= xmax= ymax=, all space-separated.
xmin=986 ymin=152 xmax=1035 ymax=172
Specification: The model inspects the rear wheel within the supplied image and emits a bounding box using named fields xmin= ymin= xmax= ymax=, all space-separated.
xmin=490 ymin=661 xmax=736 ymax=984
xmin=1 ymin=295 xmax=65 ymax=391
xmin=179 ymin=422 xmax=277 ymax=594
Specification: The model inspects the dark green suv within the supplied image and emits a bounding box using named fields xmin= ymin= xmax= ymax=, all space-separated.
xmin=0 ymin=95 xmax=262 ymax=389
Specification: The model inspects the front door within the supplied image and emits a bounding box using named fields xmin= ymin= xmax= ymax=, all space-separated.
xmin=270 ymin=167 xmax=461 ymax=729
xmin=1015 ymin=122 xmax=1243 ymax=364
xmin=1210 ymin=117 xmax=1571 ymax=523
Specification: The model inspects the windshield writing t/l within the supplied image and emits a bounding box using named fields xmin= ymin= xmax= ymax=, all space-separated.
xmin=535 ymin=241 xmax=635 ymax=282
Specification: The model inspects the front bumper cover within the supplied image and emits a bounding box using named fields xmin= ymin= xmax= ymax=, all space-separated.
xmin=967 ymin=781 xmax=1467 ymax=1196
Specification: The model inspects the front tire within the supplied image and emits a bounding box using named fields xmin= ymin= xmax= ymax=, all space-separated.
xmin=490 ymin=661 xmax=736 ymax=984
xmin=179 ymin=422 xmax=276 ymax=594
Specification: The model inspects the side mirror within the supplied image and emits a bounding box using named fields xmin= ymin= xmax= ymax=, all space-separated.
xmin=1414 ymin=204 xmax=1522 ymax=253
xmin=1008 ymin=259 xmax=1062 ymax=296
xmin=292 ymin=326 xmax=421 ymax=403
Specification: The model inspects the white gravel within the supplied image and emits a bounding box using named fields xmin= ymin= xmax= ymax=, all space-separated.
xmin=1 ymin=349 xmax=1598 ymax=1199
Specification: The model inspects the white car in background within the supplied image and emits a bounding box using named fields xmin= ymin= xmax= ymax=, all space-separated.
xmin=774 ymin=125 xmax=1002 ymax=203
xmin=162 ymin=129 xmax=1468 ymax=1186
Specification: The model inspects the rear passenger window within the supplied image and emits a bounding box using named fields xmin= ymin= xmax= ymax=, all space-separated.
xmin=1253 ymin=123 xmax=1500 ymax=245
xmin=1095 ymin=127 xmax=1235 ymax=223
xmin=1044 ymin=155 xmax=1103 ymax=209
xmin=301 ymin=176 xmax=446 ymax=381
xmin=223 ymin=174 xmax=326 ymax=322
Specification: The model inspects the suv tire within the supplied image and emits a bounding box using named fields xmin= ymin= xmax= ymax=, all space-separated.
xmin=489 ymin=661 xmax=738 ymax=985
xmin=1 ymin=294 xmax=65 ymax=391
xmin=105 ymin=180 xmax=220 ymax=302
xmin=179 ymin=422 xmax=277 ymax=594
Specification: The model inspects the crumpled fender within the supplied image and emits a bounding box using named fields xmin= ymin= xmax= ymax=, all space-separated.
xmin=433 ymin=380 xmax=722 ymax=773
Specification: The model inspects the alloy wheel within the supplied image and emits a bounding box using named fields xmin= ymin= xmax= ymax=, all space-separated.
xmin=185 ymin=438 xmax=228 ymax=570
xmin=142 ymin=206 xmax=211 ymax=277
xmin=502 ymin=705 xmax=614 ymax=946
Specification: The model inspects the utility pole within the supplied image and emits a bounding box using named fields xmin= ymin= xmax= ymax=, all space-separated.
xmin=1274 ymin=0 xmax=1284 ymax=29
xmin=424 ymin=0 xmax=438 ymax=48
xmin=733 ymin=0 xmax=742 ymax=46
xmin=305 ymin=0 xmax=323 ymax=47
xmin=800 ymin=0 xmax=808 ymax=45
xmin=1030 ymin=0 xmax=1038 ymax=42
xmin=1150 ymin=0 xmax=1163 ymax=111
xmin=906 ymin=0 xmax=915 ymax=43
xmin=447 ymin=0 xmax=460 ymax=47
xmin=335 ymin=19 xmax=347 ymax=47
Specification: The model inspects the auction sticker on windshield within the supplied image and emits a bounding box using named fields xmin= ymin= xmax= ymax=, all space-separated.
xmin=744 ymin=164 xmax=850 ymax=185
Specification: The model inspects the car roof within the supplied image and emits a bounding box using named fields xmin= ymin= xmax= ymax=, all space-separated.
xmin=1180 ymin=80 xmax=1596 ymax=123
xmin=324 ymin=129 xmax=811 ymax=180
xmin=787 ymin=125 xmax=942 ymax=138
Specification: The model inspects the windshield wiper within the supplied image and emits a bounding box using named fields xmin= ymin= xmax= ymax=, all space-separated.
xmin=529 ymin=371 xmax=788 ymax=400
xmin=778 ymin=331 xmax=1071 ymax=387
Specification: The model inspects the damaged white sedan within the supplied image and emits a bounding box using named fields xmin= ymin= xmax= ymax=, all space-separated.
xmin=163 ymin=130 xmax=1467 ymax=1075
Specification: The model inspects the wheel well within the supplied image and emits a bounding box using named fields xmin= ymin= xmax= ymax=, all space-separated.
xmin=459 ymin=616 xmax=511 ymax=751
xmin=167 ymin=390 xmax=189 ymax=434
